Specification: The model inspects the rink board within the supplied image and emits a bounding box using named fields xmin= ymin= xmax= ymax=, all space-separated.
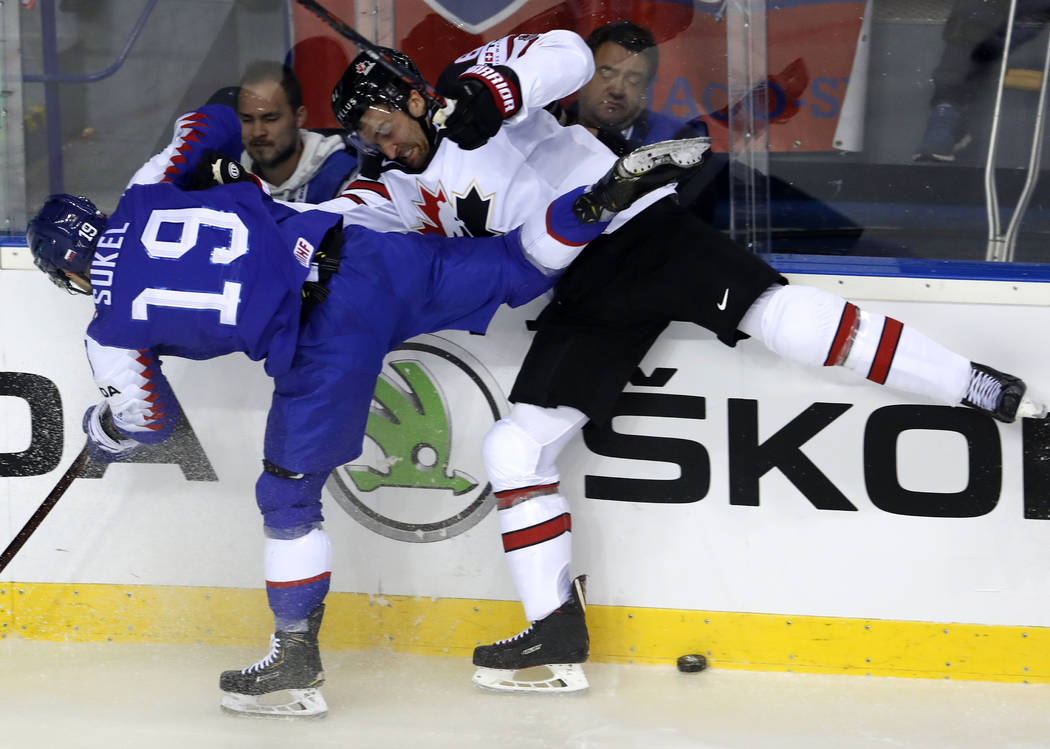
xmin=3 ymin=268 xmax=1050 ymax=682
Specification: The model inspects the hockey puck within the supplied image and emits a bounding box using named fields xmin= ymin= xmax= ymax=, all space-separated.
xmin=677 ymin=653 xmax=707 ymax=673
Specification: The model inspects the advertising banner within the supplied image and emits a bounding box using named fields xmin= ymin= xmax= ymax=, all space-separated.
xmin=4 ymin=269 xmax=1050 ymax=631
xmin=290 ymin=0 xmax=866 ymax=152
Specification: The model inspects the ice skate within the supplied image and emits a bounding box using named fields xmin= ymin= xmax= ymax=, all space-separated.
xmin=573 ymin=137 xmax=712 ymax=223
xmin=962 ymin=363 xmax=1046 ymax=423
xmin=472 ymin=576 xmax=590 ymax=693
xmin=219 ymin=604 xmax=327 ymax=718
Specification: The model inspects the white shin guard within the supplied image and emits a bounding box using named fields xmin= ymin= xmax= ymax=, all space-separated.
xmin=497 ymin=492 xmax=573 ymax=622
xmin=264 ymin=527 xmax=333 ymax=583
xmin=482 ymin=404 xmax=588 ymax=622
xmin=739 ymin=284 xmax=971 ymax=405
xmin=844 ymin=307 xmax=970 ymax=404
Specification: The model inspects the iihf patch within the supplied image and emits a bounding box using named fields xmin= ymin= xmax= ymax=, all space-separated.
xmin=294 ymin=237 xmax=314 ymax=268
xmin=354 ymin=60 xmax=376 ymax=75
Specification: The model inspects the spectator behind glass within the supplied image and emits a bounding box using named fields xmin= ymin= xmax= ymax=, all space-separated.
xmin=567 ymin=20 xmax=708 ymax=154
xmin=237 ymin=61 xmax=358 ymax=202
xmin=914 ymin=0 xmax=1050 ymax=162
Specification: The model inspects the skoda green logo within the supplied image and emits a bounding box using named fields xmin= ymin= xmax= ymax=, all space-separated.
xmin=326 ymin=335 xmax=507 ymax=542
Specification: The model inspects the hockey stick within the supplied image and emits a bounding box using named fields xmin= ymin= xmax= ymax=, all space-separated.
xmin=293 ymin=0 xmax=455 ymax=124
xmin=0 ymin=445 xmax=89 ymax=574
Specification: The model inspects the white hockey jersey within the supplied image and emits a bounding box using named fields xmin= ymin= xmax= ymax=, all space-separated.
xmin=311 ymin=29 xmax=669 ymax=238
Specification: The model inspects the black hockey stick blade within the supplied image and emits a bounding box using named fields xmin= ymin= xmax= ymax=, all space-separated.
xmin=293 ymin=0 xmax=455 ymax=124
xmin=0 ymin=445 xmax=89 ymax=574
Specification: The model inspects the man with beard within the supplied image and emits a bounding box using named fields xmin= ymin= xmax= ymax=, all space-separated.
xmin=237 ymin=61 xmax=358 ymax=202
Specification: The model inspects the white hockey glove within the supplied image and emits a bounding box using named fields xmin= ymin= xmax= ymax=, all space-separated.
xmin=82 ymin=401 xmax=142 ymax=464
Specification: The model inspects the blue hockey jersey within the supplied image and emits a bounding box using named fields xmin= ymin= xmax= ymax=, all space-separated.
xmin=81 ymin=102 xmax=596 ymax=470
xmin=87 ymin=181 xmax=340 ymax=379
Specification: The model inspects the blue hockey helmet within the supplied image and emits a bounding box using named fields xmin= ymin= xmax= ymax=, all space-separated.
xmin=26 ymin=193 xmax=107 ymax=294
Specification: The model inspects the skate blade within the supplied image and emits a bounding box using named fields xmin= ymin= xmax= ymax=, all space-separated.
xmin=220 ymin=687 xmax=328 ymax=718
xmin=472 ymin=664 xmax=589 ymax=694
xmin=620 ymin=137 xmax=712 ymax=176
xmin=1017 ymin=397 xmax=1048 ymax=420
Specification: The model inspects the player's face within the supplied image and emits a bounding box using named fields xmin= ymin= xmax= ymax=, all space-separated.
xmin=237 ymin=79 xmax=305 ymax=169
xmin=64 ymin=271 xmax=91 ymax=293
xmin=356 ymin=102 xmax=430 ymax=169
xmin=577 ymin=42 xmax=653 ymax=132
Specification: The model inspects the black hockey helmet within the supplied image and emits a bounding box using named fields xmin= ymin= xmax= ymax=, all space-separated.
xmin=331 ymin=48 xmax=436 ymax=156
xmin=26 ymin=193 xmax=107 ymax=294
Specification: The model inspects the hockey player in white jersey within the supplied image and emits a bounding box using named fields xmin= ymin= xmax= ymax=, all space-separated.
xmin=319 ymin=32 xmax=660 ymax=237
xmin=326 ymin=29 xmax=1046 ymax=694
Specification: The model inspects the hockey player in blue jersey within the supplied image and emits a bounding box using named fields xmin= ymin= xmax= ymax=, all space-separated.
xmin=25 ymin=101 xmax=707 ymax=718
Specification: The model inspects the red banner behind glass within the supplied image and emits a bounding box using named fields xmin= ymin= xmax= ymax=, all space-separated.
xmin=290 ymin=0 xmax=864 ymax=152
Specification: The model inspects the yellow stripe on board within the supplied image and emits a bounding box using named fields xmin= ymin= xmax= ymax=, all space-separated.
xmin=1 ymin=582 xmax=1047 ymax=683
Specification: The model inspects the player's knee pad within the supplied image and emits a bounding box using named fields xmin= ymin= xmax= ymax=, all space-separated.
xmin=255 ymin=461 xmax=327 ymax=532
xmin=740 ymin=284 xmax=851 ymax=367
xmin=482 ymin=405 xmax=585 ymax=492
xmin=483 ymin=418 xmax=557 ymax=492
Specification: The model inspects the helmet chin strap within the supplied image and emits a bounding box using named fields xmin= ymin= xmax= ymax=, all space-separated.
xmin=64 ymin=271 xmax=92 ymax=295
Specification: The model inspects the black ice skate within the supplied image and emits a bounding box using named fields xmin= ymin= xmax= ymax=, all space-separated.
xmin=472 ymin=576 xmax=590 ymax=693
xmin=962 ymin=363 xmax=1046 ymax=423
xmin=219 ymin=604 xmax=327 ymax=718
xmin=573 ymin=137 xmax=711 ymax=223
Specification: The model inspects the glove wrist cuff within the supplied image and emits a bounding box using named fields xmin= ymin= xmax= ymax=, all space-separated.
xmin=98 ymin=408 xmax=125 ymax=443
xmin=83 ymin=402 xmax=141 ymax=463
xmin=459 ymin=64 xmax=522 ymax=118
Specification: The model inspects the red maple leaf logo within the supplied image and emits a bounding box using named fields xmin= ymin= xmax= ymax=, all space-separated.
xmin=412 ymin=182 xmax=451 ymax=236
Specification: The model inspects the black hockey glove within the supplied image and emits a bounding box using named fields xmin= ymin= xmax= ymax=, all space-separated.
xmin=435 ymin=63 xmax=522 ymax=150
xmin=301 ymin=224 xmax=343 ymax=322
xmin=188 ymin=149 xmax=256 ymax=190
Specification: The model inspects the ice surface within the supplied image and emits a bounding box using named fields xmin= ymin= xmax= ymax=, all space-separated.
xmin=1 ymin=639 xmax=1046 ymax=748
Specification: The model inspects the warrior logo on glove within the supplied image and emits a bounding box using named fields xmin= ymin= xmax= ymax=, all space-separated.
xmin=435 ymin=62 xmax=522 ymax=150
xmin=460 ymin=65 xmax=520 ymax=116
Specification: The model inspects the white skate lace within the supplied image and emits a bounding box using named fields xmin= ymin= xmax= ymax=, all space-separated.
xmin=241 ymin=634 xmax=281 ymax=674
xmin=495 ymin=624 xmax=534 ymax=646
xmin=966 ymin=369 xmax=1001 ymax=411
